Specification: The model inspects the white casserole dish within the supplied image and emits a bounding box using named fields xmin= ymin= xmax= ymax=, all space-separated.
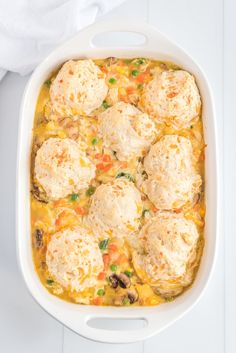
xmin=16 ymin=21 xmax=218 ymax=343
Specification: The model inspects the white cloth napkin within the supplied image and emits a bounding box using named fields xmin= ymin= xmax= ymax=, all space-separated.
xmin=0 ymin=0 xmax=125 ymax=80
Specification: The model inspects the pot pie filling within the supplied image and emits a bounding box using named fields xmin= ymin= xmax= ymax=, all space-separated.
xmin=31 ymin=57 xmax=205 ymax=306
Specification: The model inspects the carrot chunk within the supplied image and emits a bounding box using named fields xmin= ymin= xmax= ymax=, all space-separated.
xmin=75 ymin=206 xmax=87 ymax=215
xmin=103 ymin=254 xmax=110 ymax=270
xmin=102 ymin=154 xmax=111 ymax=162
xmin=116 ymin=253 xmax=128 ymax=265
xmin=136 ymin=72 xmax=148 ymax=83
xmin=199 ymin=151 xmax=205 ymax=161
xmin=53 ymin=199 xmax=66 ymax=208
xmin=92 ymin=297 xmax=103 ymax=305
xmin=119 ymin=161 xmax=128 ymax=168
xmin=102 ymin=163 xmax=113 ymax=172
xmin=152 ymin=207 xmax=159 ymax=213
xmin=126 ymin=86 xmax=135 ymax=95
xmin=96 ymin=163 xmax=105 ymax=170
xmin=97 ymin=272 xmax=106 ymax=280
xmin=109 ymin=243 xmax=118 ymax=253
xmin=100 ymin=67 xmax=108 ymax=74
xmin=55 ymin=210 xmax=66 ymax=226
xmin=95 ymin=153 xmax=103 ymax=159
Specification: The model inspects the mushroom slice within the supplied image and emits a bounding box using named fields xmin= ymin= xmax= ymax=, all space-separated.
xmin=31 ymin=184 xmax=49 ymax=203
xmin=127 ymin=289 xmax=139 ymax=304
xmin=117 ymin=273 xmax=131 ymax=289
xmin=109 ymin=274 xmax=119 ymax=289
xmin=109 ymin=273 xmax=131 ymax=289
xmin=34 ymin=229 xmax=44 ymax=249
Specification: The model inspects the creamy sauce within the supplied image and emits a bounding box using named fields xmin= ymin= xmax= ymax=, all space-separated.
xmin=31 ymin=58 xmax=205 ymax=306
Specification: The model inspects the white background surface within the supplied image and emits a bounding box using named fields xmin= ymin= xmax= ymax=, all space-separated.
xmin=0 ymin=0 xmax=234 ymax=352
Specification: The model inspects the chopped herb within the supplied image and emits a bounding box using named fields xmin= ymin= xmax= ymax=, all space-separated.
xmin=123 ymin=297 xmax=130 ymax=305
xmin=137 ymin=58 xmax=146 ymax=65
xmin=47 ymin=279 xmax=54 ymax=285
xmin=71 ymin=193 xmax=79 ymax=201
xmin=124 ymin=270 xmax=133 ymax=278
xmin=137 ymin=83 xmax=143 ymax=90
xmin=142 ymin=209 xmax=150 ymax=217
xmin=190 ymin=125 xmax=193 ymax=129
xmin=91 ymin=138 xmax=98 ymax=145
xmin=131 ymin=70 xmax=139 ymax=77
xmin=124 ymin=59 xmax=132 ymax=64
xmin=166 ymin=296 xmax=174 ymax=302
xmin=133 ymin=58 xmax=146 ymax=65
xmin=86 ymin=186 xmax=96 ymax=196
xmin=102 ymin=100 xmax=110 ymax=109
xmin=99 ymin=239 xmax=109 ymax=251
xmin=97 ymin=288 xmax=105 ymax=296
xmin=109 ymin=77 xmax=117 ymax=84
xmin=110 ymin=264 xmax=118 ymax=272
xmin=116 ymin=172 xmax=135 ymax=182
xmin=44 ymin=79 xmax=52 ymax=88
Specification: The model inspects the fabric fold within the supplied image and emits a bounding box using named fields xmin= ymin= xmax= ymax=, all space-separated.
xmin=0 ymin=0 xmax=125 ymax=80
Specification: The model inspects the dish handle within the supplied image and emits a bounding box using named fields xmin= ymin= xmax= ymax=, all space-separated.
xmin=68 ymin=20 xmax=172 ymax=51
xmin=69 ymin=310 xmax=171 ymax=343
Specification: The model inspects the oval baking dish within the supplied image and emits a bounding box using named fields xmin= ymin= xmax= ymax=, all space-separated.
xmin=16 ymin=21 xmax=218 ymax=343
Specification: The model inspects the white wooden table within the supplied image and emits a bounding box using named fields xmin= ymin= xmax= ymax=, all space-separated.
xmin=0 ymin=0 xmax=234 ymax=352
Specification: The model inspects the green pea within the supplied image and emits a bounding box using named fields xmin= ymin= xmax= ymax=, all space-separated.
xmin=110 ymin=264 xmax=118 ymax=272
xmin=109 ymin=77 xmax=117 ymax=84
xmin=97 ymin=289 xmax=105 ymax=296
xmin=46 ymin=279 xmax=54 ymax=285
xmin=131 ymin=70 xmax=139 ymax=77
xmin=91 ymin=138 xmax=98 ymax=145
xmin=71 ymin=193 xmax=79 ymax=201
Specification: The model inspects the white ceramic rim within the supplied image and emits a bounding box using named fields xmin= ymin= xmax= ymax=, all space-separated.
xmin=16 ymin=21 xmax=219 ymax=344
